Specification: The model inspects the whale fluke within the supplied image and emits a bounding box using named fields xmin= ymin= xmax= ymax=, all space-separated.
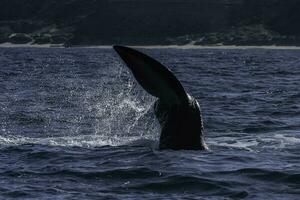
xmin=113 ymin=45 xmax=207 ymax=150
xmin=113 ymin=46 xmax=188 ymax=107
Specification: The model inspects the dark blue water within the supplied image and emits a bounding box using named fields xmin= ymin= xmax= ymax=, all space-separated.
xmin=0 ymin=47 xmax=299 ymax=199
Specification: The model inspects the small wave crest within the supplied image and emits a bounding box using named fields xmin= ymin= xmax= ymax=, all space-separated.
xmin=0 ymin=134 xmax=156 ymax=148
xmin=207 ymin=132 xmax=300 ymax=151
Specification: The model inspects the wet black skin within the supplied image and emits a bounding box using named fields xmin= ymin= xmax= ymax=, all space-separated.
xmin=154 ymin=94 xmax=206 ymax=150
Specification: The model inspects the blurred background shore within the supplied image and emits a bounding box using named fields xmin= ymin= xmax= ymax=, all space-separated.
xmin=1 ymin=0 xmax=300 ymax=47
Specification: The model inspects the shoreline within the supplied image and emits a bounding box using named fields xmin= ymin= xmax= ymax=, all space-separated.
xmin=1 ymin=42 xmax=300 ymax=50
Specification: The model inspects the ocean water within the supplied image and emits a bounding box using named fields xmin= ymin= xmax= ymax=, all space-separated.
xmin=0 ymin=47 xmax=299 ymax=200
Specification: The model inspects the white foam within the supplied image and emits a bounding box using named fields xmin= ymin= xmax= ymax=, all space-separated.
xmin=274 ymin=134 xmax=300 ymax=143
xmin=207 ymin=132 xmax=300 ymax=151
xmin=0 ymin=134 xmax=155 ymax=148
xmin=207 ymin=136 xmax=259 ymax=151
xmin=0 ymin=42 xmax=63 ymax=48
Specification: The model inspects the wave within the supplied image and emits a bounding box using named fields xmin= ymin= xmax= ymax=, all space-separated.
xmin=207 ymin=132 xmax=300 ymax=151
xmin=0 ymin=134 xmax=156 ymax=148
xmin=1 ymin=132 xmax=299 ymax=154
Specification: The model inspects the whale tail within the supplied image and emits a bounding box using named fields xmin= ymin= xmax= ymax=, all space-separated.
xmin=113 ymin=45 xmax=189 ymax=107
xmin=114 ymin=45 xmax=206 ymax=150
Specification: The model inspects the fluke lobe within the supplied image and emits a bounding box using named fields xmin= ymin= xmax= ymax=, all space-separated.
xmin=113 ymin=45 xmax=207 ymax=150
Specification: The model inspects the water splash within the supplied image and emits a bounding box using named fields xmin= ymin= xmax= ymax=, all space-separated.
xmin=82 ymin=61 xmax=159 ymax=141
xmin=0 ymin=134 xmax=156 ymax=148
xmin=0 ymin=53 xmax=159 ymax=147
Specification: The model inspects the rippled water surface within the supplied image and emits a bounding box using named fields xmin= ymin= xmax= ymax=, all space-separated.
xmin=0 ymin=47 xmax=299 ymax=199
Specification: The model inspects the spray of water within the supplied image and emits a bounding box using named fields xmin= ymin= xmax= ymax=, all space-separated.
xmin=0 ymin=59 xmax=159 ymax=147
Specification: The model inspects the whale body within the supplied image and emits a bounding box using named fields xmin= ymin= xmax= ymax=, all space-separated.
xmin=113 ymin=46 xmax=207 ymax=150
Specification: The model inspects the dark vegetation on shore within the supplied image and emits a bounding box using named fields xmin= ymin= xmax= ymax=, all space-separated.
xmin=0 ymin=0 xmax=300 ymax=46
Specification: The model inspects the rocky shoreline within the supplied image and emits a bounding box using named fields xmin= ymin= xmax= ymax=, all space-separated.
xmin=1 ymin=0 xmax=300 ymax=47
xmin=2 ymin=26 xmax=299 ymax=47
